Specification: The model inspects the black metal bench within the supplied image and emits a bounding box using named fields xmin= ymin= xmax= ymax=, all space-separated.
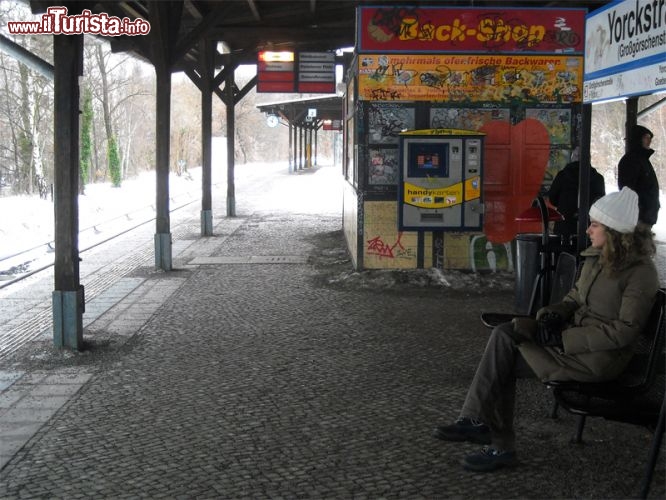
xmin=545 ymin=288 xmax=665 ymax=499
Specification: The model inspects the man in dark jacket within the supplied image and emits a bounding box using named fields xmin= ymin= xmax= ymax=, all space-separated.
xmin=548 ymin=161 xmax=605 ymax=242
xmin=618 ymin=125 xmax=660 ymax=226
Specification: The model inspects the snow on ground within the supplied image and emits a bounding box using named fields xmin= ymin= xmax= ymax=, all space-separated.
xmin=1 ymin=158 xmax=665 ymax=287
xmin=0 ymin=157 xmax=346 ymax=277
xmin=0 ymin=166 xmax=205 ymax=261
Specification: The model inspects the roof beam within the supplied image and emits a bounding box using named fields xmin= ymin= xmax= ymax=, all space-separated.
xmin=184 ymin=0 xmax=203 ymax=19
xmin=0 ymin=33 xmax=54 ymax=80
xmin=639 ymin=97 xmax=666 ymax=118
xmin=172 ymin=6 xmax=230 ymax=68
xmin=247 ymin=0 xmax=261 ymax=21
xmin=234 ymin=75 xmax=257 ymax=105
xmin=116 ymin=2 xmax=147 ymax=20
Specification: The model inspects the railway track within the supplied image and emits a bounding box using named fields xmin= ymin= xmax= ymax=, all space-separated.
xmin=0 ymin=194 xmax=202 ymax=360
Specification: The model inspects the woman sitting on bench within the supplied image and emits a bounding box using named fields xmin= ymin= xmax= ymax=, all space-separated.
xmin=433 ymin=187 xmax=659 ymax=472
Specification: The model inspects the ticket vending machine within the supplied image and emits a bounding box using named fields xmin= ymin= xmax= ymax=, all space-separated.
xmin=398 ymin=129 xmax=484 ymax=231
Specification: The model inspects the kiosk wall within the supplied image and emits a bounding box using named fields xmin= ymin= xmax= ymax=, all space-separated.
xmin=342 ymin=5 xmax=585 ymax=271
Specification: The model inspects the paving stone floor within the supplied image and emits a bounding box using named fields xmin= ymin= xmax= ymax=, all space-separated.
xmin=0 ymin=164 xmax=663 ymax=499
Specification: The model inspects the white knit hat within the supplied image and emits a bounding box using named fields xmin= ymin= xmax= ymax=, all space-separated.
xmin=588 ymin=187 xmax=639 ymax=233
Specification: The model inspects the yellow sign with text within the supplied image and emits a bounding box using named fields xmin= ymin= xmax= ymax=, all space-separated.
xmin=404 ymin=176 xmax=480 ymax=209
xmin=358 ymin=54 xmax=582 ymax=102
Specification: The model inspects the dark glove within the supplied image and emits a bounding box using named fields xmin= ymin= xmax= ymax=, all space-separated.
xmin=536 ymin=312 xmax=564 ymax=348
xmin=510 ymin=317 xmax=538 ymax=343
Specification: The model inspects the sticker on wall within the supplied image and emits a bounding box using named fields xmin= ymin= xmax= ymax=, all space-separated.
xmin=369 ymin=148 xmax=399 ymax=185
xmin=470 ymin=235 xmax=513 ymax=273
xmin=431 ymin=108 xmax=510 ymax=131
xmin=368 ymin=104 xmax=415 ymax=144
xmin=525 ymin=108 xmax=571 ymax=145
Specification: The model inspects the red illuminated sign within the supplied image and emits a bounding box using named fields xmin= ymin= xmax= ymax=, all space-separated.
xmin=257 ymin=51 xmax=296 ymax=92
xmin=358 ymin=7 xmax=585 ymax=54
xmin=258 ymin=51 xmax=294 ymax=62
xmin=323 ymin=120 xmax=342 ymax=131
xmin=258 ymin=51 xmax=336 ymax=94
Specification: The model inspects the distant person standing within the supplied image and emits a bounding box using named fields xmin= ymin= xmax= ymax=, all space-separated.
xmin=548 ymin=160 xmax=605 ymax=243
xmin=618 ymin=125 xmax=660 ymax=226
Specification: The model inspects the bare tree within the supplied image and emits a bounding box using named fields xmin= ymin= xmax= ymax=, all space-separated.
xmin=83 ymin=37 xmax=152 ymax=184
xmin=0 ymin=2 xmax=53 ymax=196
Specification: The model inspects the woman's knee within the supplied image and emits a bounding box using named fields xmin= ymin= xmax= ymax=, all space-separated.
xmin=491 ymin=322 xmax=516 ymax=344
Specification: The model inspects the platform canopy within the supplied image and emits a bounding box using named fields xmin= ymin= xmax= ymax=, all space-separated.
xmin=27 ymin=0 xmax=609 ymax=69
xmin=256 ymin=95 xmax=343 ymax=127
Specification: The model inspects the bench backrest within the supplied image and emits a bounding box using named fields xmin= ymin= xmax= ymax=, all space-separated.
xmin=619 ymin=288 xmax=665 ymax=390
xmin=548 ymin=251 xmax=578 ymax=306
xmin=527 ymin=251 xmax=579 ymax=316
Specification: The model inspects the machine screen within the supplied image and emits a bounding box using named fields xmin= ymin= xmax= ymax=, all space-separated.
xmin=407 ymin=142 xmax=449 ymax=178
xmin=416 ymin=153 xmax=439 ymax=169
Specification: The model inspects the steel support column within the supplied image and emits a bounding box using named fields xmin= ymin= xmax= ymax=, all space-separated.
xmin=307 ymin=126 xmax=313 ymax=167
xmin=200 ymin=38 xmax=214 ymax=235
xmin=154 ymin=66 xmax=172 ymax=270
xmin=149 ymin=2 xmax=181 ymax=271
xmin=52 ymin=33 xmax=83 ymax=349
xmin=291 ymin=121 xmax=298 ymax=172
xmin=288 ymin=121 xmax=294 ymax=173
xmin=577 ymin=103 xmax=592 ymax=256
xmin=625 ymin=97 xmax=639 ymax=153
xmin=299 ymin=126 xmax=304 ymax=170
xmin=314 ymin=125 xmax=318 ymax=166
xmin=225 ymin=61 xmax=236 ymax=216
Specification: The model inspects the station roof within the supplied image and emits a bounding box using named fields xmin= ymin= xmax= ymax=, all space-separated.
xmin=29 ymin=1 xmax=608 ymax=72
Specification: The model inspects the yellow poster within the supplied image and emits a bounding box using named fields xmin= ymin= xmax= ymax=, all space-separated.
xmin=358 ymin=54 xmax=582 ymax=103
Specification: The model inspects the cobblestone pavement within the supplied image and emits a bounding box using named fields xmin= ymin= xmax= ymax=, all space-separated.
xmin=0 ymin=165 xmax=664 ymax=499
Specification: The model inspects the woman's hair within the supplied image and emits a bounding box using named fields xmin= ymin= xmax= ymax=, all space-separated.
xmin=601 ymin=223 xmax=655 ymax=274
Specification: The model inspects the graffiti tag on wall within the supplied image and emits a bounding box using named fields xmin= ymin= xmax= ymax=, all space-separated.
xmin=367 ymin=232 xmax=415 ymax=259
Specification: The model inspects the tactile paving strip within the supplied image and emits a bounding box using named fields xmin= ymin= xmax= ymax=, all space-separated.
xmin=189 ymin=255 xmax=308 ymax=265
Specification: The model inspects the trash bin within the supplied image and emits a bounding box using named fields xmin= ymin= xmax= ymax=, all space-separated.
xmin=514 ymin=233 xmax=561 ymax=314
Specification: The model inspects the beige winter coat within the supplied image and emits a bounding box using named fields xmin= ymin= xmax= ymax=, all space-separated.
xmin=517 ymin=246 xmax=659 ymax=382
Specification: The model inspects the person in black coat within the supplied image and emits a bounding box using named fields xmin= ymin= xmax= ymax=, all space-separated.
xmin=618 ymin=125 xmax=660 ymax=226
xmin=548 ymin=161 xmax=606 ymax=242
